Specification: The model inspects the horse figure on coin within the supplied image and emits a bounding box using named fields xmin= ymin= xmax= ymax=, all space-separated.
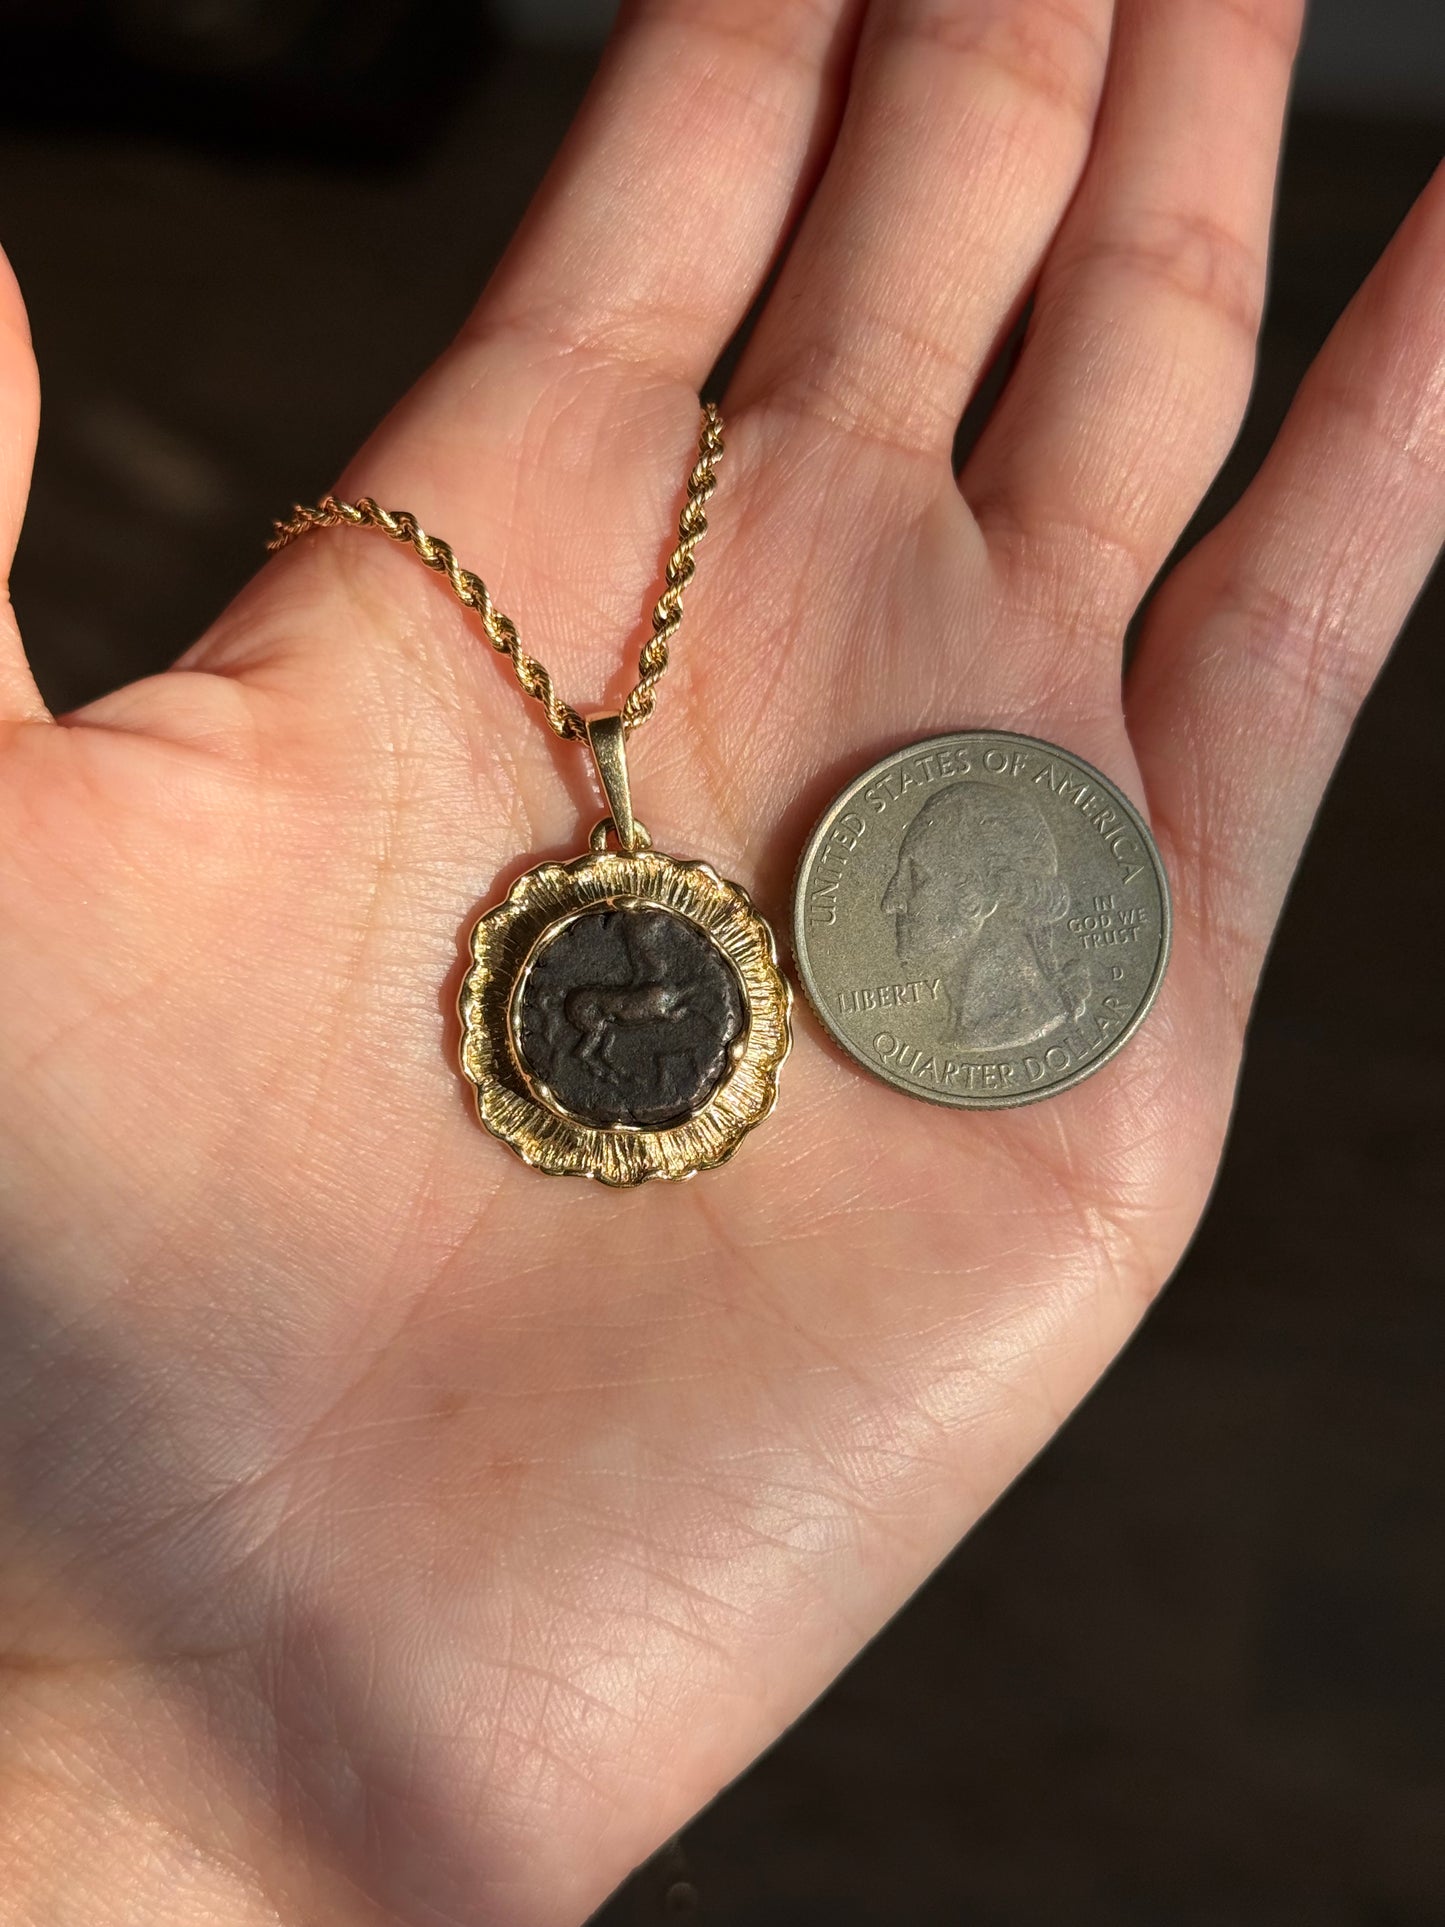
xmin=564 ymin=914 xmax=692 ymax=1083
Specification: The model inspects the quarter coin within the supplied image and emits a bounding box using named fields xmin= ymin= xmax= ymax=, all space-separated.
xmin=792 ymin=731 xmax=1170 ymax=1108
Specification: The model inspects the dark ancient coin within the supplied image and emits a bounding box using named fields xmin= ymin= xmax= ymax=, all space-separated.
xmin=513 ymin=905 xmax=747 ymax=1128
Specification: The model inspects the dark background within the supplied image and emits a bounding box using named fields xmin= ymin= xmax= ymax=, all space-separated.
xmin=2 ymin=4 xmax=1441 ymax=1922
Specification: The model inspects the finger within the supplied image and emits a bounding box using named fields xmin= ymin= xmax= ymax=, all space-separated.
xmin=1128 ymin=163 xmax=1445 ymax=1023
xmin=468 ymin=0 xmax=864 ymax=383
xmin=729 ymin=0 xmax=1113 ymax=455
xmin=177 ymin=0 xmax=863 ymax=738
xmin=963 ymin=0 xmax=1303 ymax=642
xmin=0 ymin=246 xmax=45 ymax=725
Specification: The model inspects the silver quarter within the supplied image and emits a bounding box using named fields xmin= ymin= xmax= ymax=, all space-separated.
xmin=792 ymin=731 xmax=1170 ymax=1108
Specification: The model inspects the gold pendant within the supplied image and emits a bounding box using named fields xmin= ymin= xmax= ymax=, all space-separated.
xmin=458 ymin=715 xmax=790 ymax=1184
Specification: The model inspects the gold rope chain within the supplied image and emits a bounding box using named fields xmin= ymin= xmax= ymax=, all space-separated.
xmin=267 ymin=402 xmax=724 ymax=743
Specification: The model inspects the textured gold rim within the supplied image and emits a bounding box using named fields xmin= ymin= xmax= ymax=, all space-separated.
xmin=459 ymin=846 xmax=791 ymax=1185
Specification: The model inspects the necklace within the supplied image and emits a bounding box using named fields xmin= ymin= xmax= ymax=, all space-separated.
xmin=269 ymin=404 xmax=791 ymax=1185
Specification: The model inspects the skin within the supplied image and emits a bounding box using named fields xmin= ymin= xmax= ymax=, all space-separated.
xmin=0 ymin=1 xmax=1441 ymax=1922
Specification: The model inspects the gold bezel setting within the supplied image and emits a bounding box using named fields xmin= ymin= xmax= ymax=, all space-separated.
xmin=460 ymin=842 xmax=791 ymax=1184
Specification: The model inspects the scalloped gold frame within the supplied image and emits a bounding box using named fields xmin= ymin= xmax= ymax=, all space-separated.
xmin=459 ymin=842 xmax=791 ymax=1184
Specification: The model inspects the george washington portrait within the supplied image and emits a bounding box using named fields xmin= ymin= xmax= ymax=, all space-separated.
xmin=881 ymin=782 xmax=1090 ymax=1051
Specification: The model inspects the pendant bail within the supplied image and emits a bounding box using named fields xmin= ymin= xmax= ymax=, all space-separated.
xmin=585 ymin=711 xmax=640 ymax=853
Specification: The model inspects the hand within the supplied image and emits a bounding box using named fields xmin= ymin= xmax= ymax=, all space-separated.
xmin=2 ymin=4 xmax=1441 ymax=1922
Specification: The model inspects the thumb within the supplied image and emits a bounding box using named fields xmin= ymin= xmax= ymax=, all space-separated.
xmin=0 ymin=244 xmax=44 ymax=724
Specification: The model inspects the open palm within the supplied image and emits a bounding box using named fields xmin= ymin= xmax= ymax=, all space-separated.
xmin=3 ymin=3 xmax=1442 ymax=1923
